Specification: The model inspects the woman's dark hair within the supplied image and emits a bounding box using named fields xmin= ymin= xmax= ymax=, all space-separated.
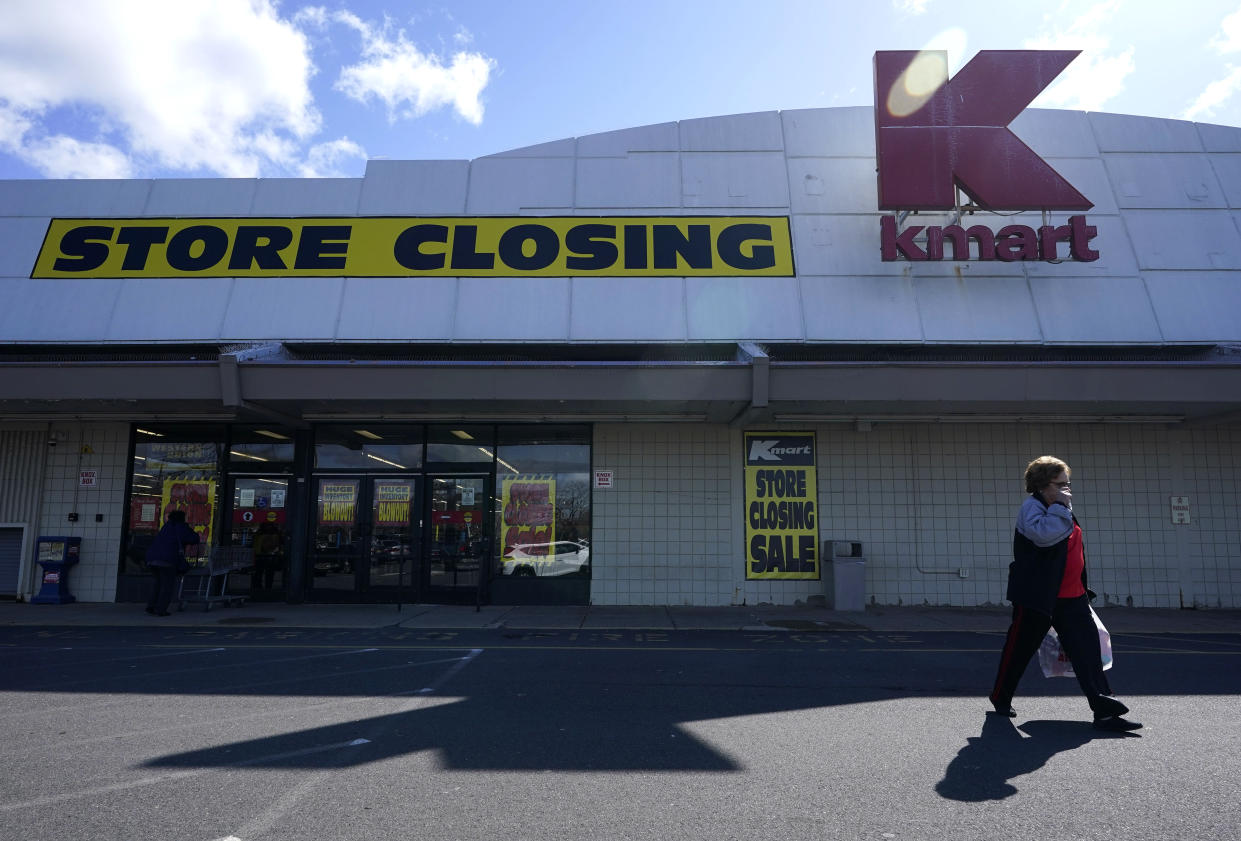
xmin=165 ymin=509 xmax=187 ymax=524
xmin=1025 ymin=456 xmax=1070 ymax=494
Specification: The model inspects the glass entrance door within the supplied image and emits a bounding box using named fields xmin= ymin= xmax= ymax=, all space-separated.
xmin=368 ymin=478 xmax=419 ymax=596
xmin=229 ymin=476 xmax=291 ymax=600
xmin=423 ymin=476 xmax=488 ymax=602
xmin=310 ymin=476 xmax=420 ymax=601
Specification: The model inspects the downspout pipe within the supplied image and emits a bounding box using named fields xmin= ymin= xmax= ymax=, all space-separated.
xmin=219 ymin=343 xmax=306 ymax=428
xmin=729 ymin=342 xmax=770 ymax=428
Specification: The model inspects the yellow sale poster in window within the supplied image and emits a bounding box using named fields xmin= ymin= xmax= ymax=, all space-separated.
xmin=160 ymin=480 xmax=216 ymax=549
xmin=744 ymin=432 xmax=819 ymax=580
xmin=319 ymin=480 xmax=359 ymax=526
xmin=501 ymin=475 xmax=556 ymax=557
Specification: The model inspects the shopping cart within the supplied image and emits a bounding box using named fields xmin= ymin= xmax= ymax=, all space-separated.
xmin=177 ymin=546 xmax=252 ymax=611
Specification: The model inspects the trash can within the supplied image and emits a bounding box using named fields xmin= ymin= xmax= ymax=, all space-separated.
xmin=31 ymin=536 xmax=81 ymax=604
xmin=824 ymin=540 xmax=865 ymax=612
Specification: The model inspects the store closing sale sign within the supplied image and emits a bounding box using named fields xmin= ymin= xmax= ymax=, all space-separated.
xmin=744 ymin=432 xmax=819 ymax=580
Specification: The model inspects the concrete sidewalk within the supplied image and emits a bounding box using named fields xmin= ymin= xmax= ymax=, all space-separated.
xmin=2 ymin=600 xmax=1239 ymax=633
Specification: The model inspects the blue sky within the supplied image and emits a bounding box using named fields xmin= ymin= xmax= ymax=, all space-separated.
xmin=3 ymin=0 xmax=1241 ymax=179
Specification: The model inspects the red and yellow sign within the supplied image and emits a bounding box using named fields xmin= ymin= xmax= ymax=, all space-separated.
xmin=319 ymin=480 xmax=359 ymax=526
xmin=373 ymin=480 xmax=413 ymax=527
xmin=501 ymin=475 xmax=556 ymax=557
xmin=161 ymin=480 xmax=215 ymax=547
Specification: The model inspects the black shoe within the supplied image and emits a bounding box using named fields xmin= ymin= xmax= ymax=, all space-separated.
xmin=1093 ymin=696 xmax=1130 ymax=717
xmin=1093 ymin=715 xmax=1142 ymax=732
xmin=156 ymin=611 xmax=172 ymax=617
xmin=990 ymin=700 xmax=1017 ymax=717
xmin=144 ymin=608 xmax=157 ymax=615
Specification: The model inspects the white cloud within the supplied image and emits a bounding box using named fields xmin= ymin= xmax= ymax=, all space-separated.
xmin=1211 ymin=3 xmax=1241 ymax=53
xmin=1024 ymin=0 xmax=1136 ymax=112
xmin=16 ymin=130 xmax=132 ymax=179
xmin=893 ymin=0 xmax=930 ymax=13
xmin=299 ymin=137 xmax=367 ymax=177
xmin=0 ymin=0 xmax=320 ymax=178
xmin=1183 ymin=65 xmax=1241 ymax=121
xmin=329 ymin=11 xmax=495 ymax=125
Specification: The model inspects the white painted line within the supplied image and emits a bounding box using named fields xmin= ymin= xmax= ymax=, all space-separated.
xmin=413 ymin=648 xmax=483 ymax=694
xmin=0 ymin=738 xmax=370 ymax=812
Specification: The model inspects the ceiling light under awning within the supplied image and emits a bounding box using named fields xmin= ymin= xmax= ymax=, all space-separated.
xmin=366 ymin=452 xmax=405 ymax=469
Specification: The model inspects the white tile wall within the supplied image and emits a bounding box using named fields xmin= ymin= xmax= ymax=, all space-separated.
xmin=592 ymin=424 xmax=739 ymax=606
xmin=33 ymin=423 xmax=129 ymax=602
xmin=593 ymin=421 xmax=1241 ymax=609
xmin=1180 ymin=426 xmax=1241 ymax=608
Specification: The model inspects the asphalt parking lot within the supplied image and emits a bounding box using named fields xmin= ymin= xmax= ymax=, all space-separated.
xmin=1 ymin=618 xmax=1238 ymax=841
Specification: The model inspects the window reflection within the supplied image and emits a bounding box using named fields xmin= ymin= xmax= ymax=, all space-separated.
xmin=126 ymin=438 xmax=222 ymax=574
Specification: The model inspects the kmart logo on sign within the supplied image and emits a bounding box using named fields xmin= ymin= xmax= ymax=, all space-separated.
xmin=873 ymin=49 xmax=1099 ymax=263
xmin=748 ymin=440 xmax=813 ymax=463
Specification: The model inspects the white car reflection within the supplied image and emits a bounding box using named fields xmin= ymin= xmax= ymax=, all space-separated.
xmin=502 ymin=541 xmax=590 ymax=577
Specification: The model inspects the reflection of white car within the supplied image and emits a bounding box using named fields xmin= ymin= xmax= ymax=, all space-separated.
xmin=503 ymin=541 xmax=590 ymax=577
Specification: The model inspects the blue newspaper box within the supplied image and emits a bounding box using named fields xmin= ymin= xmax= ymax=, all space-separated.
xmin=31 ymin=536 xmax=81 ymax=604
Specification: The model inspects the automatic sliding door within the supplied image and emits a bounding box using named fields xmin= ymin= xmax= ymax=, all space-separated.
xmin=369 ymin=478 xmax=418 ymax=596
xmin=425 ymin=476 xmax=488 ymax=599
xmin=312 ymin=478 xmax=363 ymax=594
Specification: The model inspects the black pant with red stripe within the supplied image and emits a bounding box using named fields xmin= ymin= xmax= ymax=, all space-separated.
xmin=990 ymin=594 xmax=1122 ymax=715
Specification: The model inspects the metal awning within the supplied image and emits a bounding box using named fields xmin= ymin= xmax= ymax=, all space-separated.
xmin=1 ymin=342 xmax=1239 ymax=427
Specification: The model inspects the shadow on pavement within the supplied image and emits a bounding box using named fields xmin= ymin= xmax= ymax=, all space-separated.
xmin=143 ymin=695 xmax=744 ymax=773
xmin=935 ymin=714 xmax=1140 ymax=801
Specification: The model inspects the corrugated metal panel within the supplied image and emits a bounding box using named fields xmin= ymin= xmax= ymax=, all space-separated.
xmin=0 ymin=430 xmax=46 ymax=522
xmin=0 ymin=527 xmax=22 ymax=596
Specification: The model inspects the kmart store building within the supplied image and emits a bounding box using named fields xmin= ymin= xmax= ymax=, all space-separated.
xmin=2 ymin=57 xmax=1239 ymax=610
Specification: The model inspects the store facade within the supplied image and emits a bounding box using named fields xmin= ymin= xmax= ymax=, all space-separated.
xmin=3 ymin=55 xmax=1241 ymax=609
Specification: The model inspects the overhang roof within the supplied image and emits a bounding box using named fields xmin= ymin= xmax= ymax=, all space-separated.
xmin=2 ymin=342 xmax=1238 ymax=428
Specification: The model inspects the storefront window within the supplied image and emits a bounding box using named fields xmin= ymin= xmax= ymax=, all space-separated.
xmin=229 ymin=427 xmax=295 ymax=467
xmin=314 ymin=425 xmax=424 ymax=470
xmin=427 ymin=425 xmax=495 ymax=466
xmin=492 ymin=426 xmax=591 ymax=590
xmin=124 ymin=426 xmax=224 ymax=575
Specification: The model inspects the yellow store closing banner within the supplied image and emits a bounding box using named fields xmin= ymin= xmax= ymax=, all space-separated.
xmin=744 ymin=432 xmax=818 ymax=580
xmin=32 ymin=216 xmax=794 ymax=278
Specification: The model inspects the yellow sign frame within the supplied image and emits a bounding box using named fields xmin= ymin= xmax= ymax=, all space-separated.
xmin=744 ymin=432 xmax=819 ymax=581
xmin=33 ymin=216 xmax=794 ymax=278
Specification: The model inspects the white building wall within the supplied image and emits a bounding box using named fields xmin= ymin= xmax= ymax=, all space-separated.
xmin=594 ymin=421 xmax=1241 ymax=609
xmin=592 ymin=424 xmax=739 ymax=606
xmin=6 ymin=107 xmax=1241 ymax=346
xmin=31 ymin=423 xmax=129 ymax=602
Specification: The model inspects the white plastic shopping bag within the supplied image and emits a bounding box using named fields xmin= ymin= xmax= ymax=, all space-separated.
xmin=1038 ymin=606 xmax=1113 ymax=678
xmin=1093 ymin=606 xmax=1113 ymax=671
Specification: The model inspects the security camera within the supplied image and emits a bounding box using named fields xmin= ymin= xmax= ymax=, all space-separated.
xmin=48 ymin=438 xmax=57 ymax=447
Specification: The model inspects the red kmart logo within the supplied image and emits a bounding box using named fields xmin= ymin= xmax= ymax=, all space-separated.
xmin=873 ymin=50 xmax=1098 ymax=262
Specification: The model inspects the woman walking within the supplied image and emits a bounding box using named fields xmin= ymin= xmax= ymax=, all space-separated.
xmin=989 ymin=456 xmax=1141 ymax=731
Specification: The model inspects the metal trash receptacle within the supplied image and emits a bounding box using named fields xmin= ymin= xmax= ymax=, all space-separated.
xmin=824 ymin=540 xmax=865 ymax=612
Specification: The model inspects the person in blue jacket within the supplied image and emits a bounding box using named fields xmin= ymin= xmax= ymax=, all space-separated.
xmin=144 ymin=509 xmax=200 ymax=616
xmin=988 ymin=456 xmax=1141 ymax=731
